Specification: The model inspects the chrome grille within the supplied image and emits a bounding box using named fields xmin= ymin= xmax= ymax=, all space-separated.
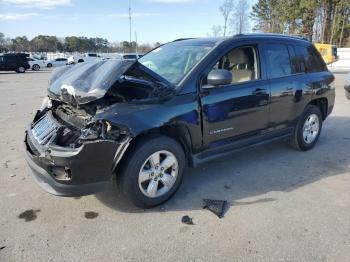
xmin=31 ymin=112 xmax=60 ymax=145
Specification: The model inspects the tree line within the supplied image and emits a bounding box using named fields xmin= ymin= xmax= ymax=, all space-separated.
xmin=209 ymin=0 xmax=350 ymax=47
xmin=251 ymin=0 xmax=350 ymax=47
xmin=0 ymin=33 xmax=160 ymax=53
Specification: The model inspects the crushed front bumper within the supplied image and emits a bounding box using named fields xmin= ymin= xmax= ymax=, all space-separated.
xmin=24 ymin=125 xmax=129 ymax=197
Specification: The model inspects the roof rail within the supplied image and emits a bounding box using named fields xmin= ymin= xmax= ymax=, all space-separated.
xmin=231 ymin=33 xmax=310 ymax=42
xmin=172 ymin=38 xmax=196 ymax=42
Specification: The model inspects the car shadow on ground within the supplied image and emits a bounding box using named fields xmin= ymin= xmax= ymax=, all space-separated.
xmin=95 ymin=116 xmax=350 ymax=213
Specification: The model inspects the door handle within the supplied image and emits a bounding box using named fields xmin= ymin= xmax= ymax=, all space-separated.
xmin=252 ymin=88 xmax=266 ymax=95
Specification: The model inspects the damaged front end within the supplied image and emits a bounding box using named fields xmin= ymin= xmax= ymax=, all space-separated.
xmin=24 ymin=104 xmax=131 ymax=196
xmin=24 ymin=59 xmax=173 ymax=196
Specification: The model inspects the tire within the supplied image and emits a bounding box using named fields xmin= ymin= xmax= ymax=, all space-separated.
xmin=290 ymin=105 xmax=322 ymax=151
xmin=78 ymin=59 xmax=84 ymax=63
xmin=16 ymin=66 xmax=25 ymax=73
xmin=47 ymin=63 xmax=52 ymax=68
xmin=32 ymin=64 xmax=40 ymax=71
xmin=117 ymin=135 xmax=186 ymax=208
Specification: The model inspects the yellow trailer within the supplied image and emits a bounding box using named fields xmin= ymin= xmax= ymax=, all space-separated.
xmin=314 ymin=43 xmax=338 ymax=64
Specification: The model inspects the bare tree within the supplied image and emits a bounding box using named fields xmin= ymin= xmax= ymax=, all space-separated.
xmin=207 ymin=25 xmax=223 ymax=37
xmin=219 ymin=0 xmax=235 ymax=36
xmin=231 ymin=0 xmax=250 ymax=34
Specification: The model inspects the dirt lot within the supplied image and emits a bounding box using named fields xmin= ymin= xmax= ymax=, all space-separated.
xmin=0 ymin=69 xmax=350 ymax=261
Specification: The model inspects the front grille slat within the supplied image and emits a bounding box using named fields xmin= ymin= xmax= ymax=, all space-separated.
xmin=31 ymin=112 xmax=61 ymax=145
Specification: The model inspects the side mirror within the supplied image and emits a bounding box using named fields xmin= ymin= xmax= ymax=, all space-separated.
xmin=204 ymin=69 xmax=232 ymax=88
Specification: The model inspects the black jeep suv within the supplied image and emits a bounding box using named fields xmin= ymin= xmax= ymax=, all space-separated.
xmin=24 ymin=34 xmax=335 ymax=208
xmin=0 ymin=53 xmax=30 ymax=73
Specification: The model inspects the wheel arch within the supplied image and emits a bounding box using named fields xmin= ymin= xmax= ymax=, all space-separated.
xmin=116 ymin=123 xmax=193 ymax=173
xmin=135 ymin=124 xmax=192 ymax=163
xmin=308 ymin=97 xmax=328 ymax=120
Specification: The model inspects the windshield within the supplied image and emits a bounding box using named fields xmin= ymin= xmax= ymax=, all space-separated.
xmin=139 ymin=42 xmax=213 ymax=84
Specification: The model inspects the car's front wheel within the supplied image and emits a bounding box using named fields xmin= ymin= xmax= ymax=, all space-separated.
xmin=47 ymin=63 xmax=52 ymax=68
xmin=291 ymin=105 xmax=322 ymax=151
xmin=117 ymin=135 xmax=185 ymax=208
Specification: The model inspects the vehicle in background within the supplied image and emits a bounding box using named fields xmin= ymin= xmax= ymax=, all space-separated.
xmin=27 ymin=57 xmax=46 ymax=71
xmin=24 ymin=34 xmax=335 ymax=208
xmin=314 ymin=43 xmax=338 ymax=64
xmin=0 ymin=53 xmax=30 ymax=73
xmin=122 ymin=53 xmax=143 ymax=60
xmin=67 ymin=53 xmax=101 ymax=64
xmin=345 ymin=73 xmax=350 ymax=99
xmin=46 ymin=58 xmax=68 ymax=68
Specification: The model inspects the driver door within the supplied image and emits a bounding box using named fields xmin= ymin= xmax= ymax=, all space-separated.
xmin=200 ymin=44 xmax=270 ymax=147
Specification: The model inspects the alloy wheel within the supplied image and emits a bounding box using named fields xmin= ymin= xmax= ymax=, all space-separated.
xmin=138 ymin=150 xmax=179 ymax=198
xmin=302 ymin=113 xmax=320 ymax=144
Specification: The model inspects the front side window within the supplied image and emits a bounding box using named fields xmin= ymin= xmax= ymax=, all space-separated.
xmin=265 ymin=44 xmax=292 ymax=78
xmin=211 ymin=46 xmax=259 ymax=84
xmin=139 ymin=42 xmax=213 ymax=85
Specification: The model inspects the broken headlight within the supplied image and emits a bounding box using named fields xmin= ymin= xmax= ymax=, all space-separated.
xmin=79 ymin=120 xmax=127 ymax=142
xmin=40 ymin=97 xmax=52 ymax=111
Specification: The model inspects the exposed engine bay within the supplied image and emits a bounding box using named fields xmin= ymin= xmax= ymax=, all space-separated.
xmin=30 ymin=59 xmax=175 ymax=151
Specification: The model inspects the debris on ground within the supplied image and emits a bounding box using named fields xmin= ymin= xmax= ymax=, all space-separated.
xmin=203 ymin=199 xmax=227 ymax=218
xmin=0 ymin=246 xmax=5 ymax=251
xmin=3 ymin=160 xmax=9 ymax=168
xmin=10 ymin=174 xmax=16 ymax=177
xmin=181 ymin=215 xmax=195 ymax=225
xmin=84 ymin=211 xmax=99 ymax=219
xmin=18 ymin=209 xmax=41 ymax=222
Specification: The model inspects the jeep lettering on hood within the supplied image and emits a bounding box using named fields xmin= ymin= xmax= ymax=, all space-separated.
xmin=48 ymin=59 xmax=173 ymax=106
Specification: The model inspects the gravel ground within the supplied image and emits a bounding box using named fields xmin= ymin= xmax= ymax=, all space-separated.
xmin=0 ymin=69 xmax=350 ymax=262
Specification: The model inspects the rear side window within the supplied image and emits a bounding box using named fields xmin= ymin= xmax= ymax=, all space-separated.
xmin=264 ymin=44 xmax=292 ymax=78
xmin=295 ymin=45 xmax=327 ymax=73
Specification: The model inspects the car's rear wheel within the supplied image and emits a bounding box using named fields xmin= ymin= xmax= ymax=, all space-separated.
xmin=290 ymin=105 xmax=322 ymax=151
xmin=47 ymin=63 xmax=52 ymax=68
xmin=16 ymin=66 xmax=25 ymax=73
xmin=32 ymin=64 xmax=40 ymax=71
xmin=117 ymin=135 xmax=185 ymax=208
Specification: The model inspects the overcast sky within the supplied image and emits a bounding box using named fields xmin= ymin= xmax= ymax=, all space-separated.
xmin=0 ymin=0 xmax=256 ymax=44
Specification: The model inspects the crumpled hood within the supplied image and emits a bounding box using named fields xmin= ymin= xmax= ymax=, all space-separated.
xmin=48 ymin=59 xmax=136 ymax=105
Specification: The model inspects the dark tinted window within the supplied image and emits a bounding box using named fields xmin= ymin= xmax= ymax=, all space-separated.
xmin=264 ymin=44 xmax=292 ymax=78
xmin=123 ymin=55 xmax=137 ymax=59
xmin=5 ymin=56 xmax=17 ymax=62
xmin=295 ymin=45 xmax=327 ymax=73
xmin=287 ymin=45 xmax=299 ymax=74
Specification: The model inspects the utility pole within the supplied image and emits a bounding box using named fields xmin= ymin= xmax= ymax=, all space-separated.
xmin=135 ymin=31 xmax=138 ymax=54
xmin=129 ymin=0 xmax=132 ymax=45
